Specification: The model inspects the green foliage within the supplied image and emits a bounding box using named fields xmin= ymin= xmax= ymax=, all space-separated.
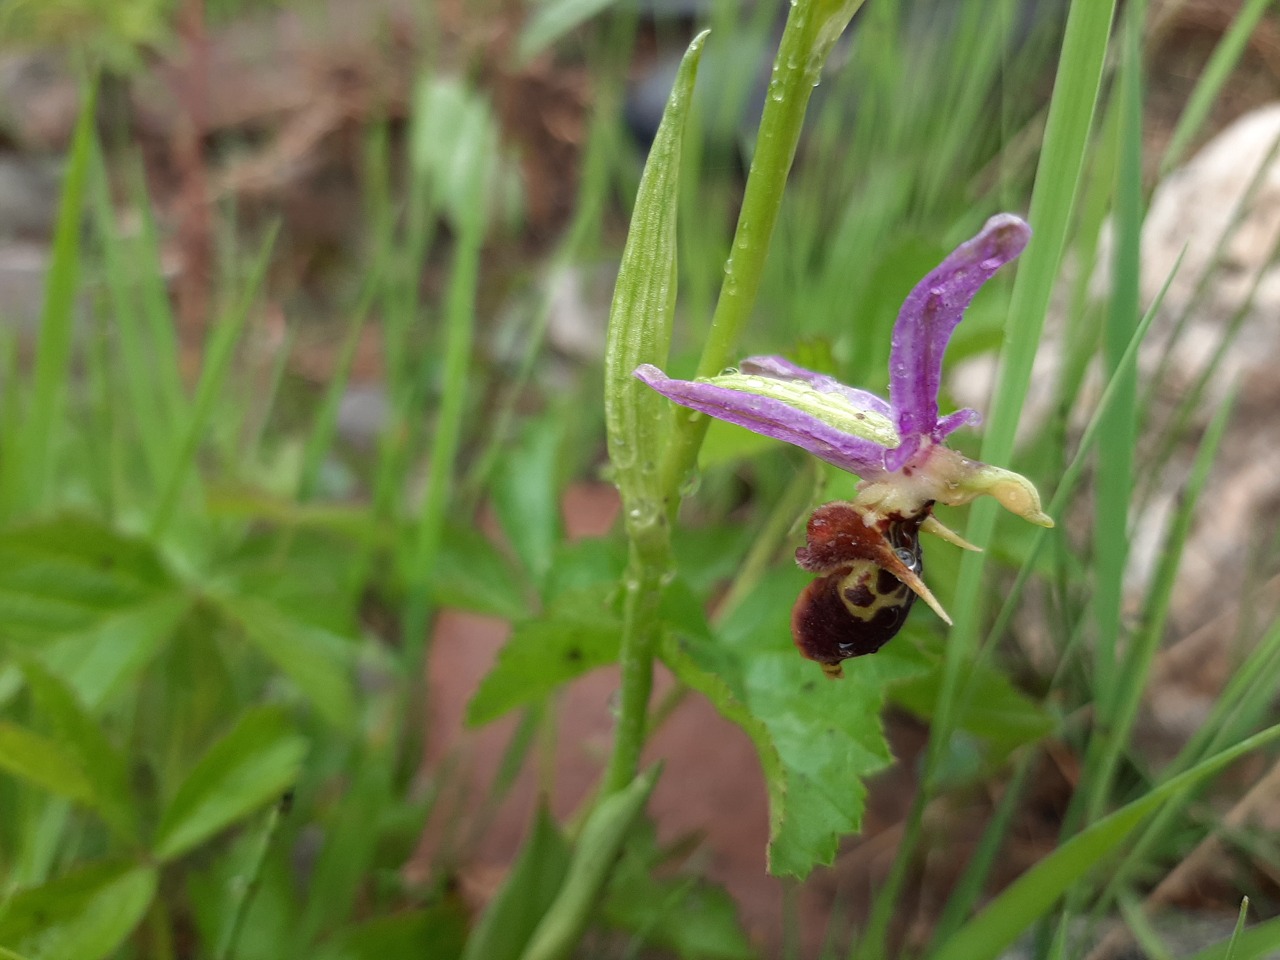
xmin=3 ymin=0 xmax=1280 ymax=955
xmin=151 ymin=707 xmax=306 ymax=861
xmin=667 ymin=568 xmax=927 ymax=877
xmin=0 ymin=861 xmax=157 ymax=960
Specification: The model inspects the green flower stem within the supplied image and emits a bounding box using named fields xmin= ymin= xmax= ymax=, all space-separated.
xmin=601 ymin=541 xmax=671 ymax=794
xmin=658 ymin=0 xmax=865 ymax=517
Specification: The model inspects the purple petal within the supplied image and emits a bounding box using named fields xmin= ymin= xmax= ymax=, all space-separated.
xmin=739 ymin=356 xmax=893 ymax=417
xmin=889 ymin=213 xmax=1031 ymax=444
xmin=935 ymin=407 xmax=981 ymax=440
xmin=634 ymin=364 xmax=890 ymax=476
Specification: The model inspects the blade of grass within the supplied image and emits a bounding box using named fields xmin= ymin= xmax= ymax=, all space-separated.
xmin=19 ymin=80 xmax=97 ymax=515
xmin=1160 ymin=0 xmax=1274 ymax=176
xmin=930 ymin=723 xmax=1280 ymax=960
xmin=1086 ymin=0 xmax=1143 ymax=769
xmin=861 ymin=2 xmax=1117 ymax=949
xmin=150 ymin=225 xmax=278 ymax=540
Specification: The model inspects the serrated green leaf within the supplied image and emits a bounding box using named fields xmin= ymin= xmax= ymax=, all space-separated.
xmin=0 ymin=861 xmax=156 ymax=960
xmin=466 ymin=590 xmax=621 ymax=727
xmin=19 ymin=660 xmax=136 ymax=841
xmin=462 ymin=804 xmax=571 ymax=960
xmin=603 ymin=821 xmax=756 ymax=960
xmin=153 ymin=706 xmax=307 ymax=861
xmin=315 ymin=905 xmax=468 ymax=960
xmin=666 ymin=565 xmax=927 ymax=878
xmin=214 ymin=592 xmax=357 ymax=727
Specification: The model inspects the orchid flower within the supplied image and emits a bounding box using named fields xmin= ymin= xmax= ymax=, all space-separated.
xmin=635 ymin=213 xmax=1053 ymax=677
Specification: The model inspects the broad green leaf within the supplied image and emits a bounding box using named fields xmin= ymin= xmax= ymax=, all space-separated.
xmin=19 ymin=660 xmax=136 ymax=841
xmin=665 ymin=565 xmax=927 ymax=878
xmin=0 ymin=516 xmax=174 ymax=642
xmin=38 ymin=593 xmax=190 ymax=711
xmin=934 ymin=724 xmax=1280 ymax=960
xmin=603 ymin=821 xmax=755 ymax=960
xmin=466 ymin=590 xmax=621 ymax=727
xmin=315 ymin=906 xmax=468 ymax=960
xmin=153 ymin=706 xmax=307 ymax=861
xmin=214 ymin=592 xmax=357 ymax=728
xmin=0 ymin=724 xmax=98 ymax=807
xmin=461 ymin=804 xmax=571 ymax=960
xmin=431 ymin=523 xmax=531 ymax=620
xmin=0 ymin=861 xmax=156 ymax=960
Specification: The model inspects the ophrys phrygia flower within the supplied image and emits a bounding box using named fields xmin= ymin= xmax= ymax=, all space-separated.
xmin=636 ymin=214 xmax=1052 ymax=677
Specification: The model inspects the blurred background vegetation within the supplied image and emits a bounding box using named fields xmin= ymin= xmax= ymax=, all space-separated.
xmin=2 ymin=0 xmax=1280 ymax=957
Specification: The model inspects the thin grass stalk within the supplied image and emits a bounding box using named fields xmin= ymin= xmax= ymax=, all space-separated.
xmin=126 ymin=159 xmax=188 ymax=423
xmin=404 ymin=205 xmax=485 ymax=658
xmin=860 ymin=2 xmax=1117 ymax=950
xmin=927 ymin=749 xmax=1037 ymax=949
xmin=1092 ymin=388 xmax=1236 ymax=825
xmin=150 ymin=226 xmax=277 ymax=540
xmin=20 ymin=80 xmax=97 ymax=514
xmin=296 ymin=269 xmax=380 ymax=502
xmin=1160 ymin=0 xmax=1274 ymax=176
xmin=1103 ymin=613 xmax=1280 ymax=904
xmin=1087 ymin=0 xmax=1143 ymax=759
xmin=89 ymin=143 xmax=170 ymax=493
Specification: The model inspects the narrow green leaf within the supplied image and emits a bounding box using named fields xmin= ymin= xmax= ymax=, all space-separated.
xmin=517 ymin=0 xmax=617 ymax=64
xmin=1161 ymin=0 xmax=1274 ymax=174
xmin=603 ymin=29 xmax=708 ymax=537
xmin=520 ymin=766 xmax=660 ymax=960
xmin=215 ymin=592 xmax=357 ymax=728
xmin=152 ymin=706 xmax=307 ymax=861
xmin=462 ymin=804 xmax=572 ymax=960
xmin=466 ymin=590 xmax=621 ymax=727
xmin=21 ymin=81 xmax=96 ymax=512
xmin=315 ymin=906 xmax=468 ymax=960
xmin=933 ymin=724 xmax=1280 ymax=960
xmin=0 ymin=723 xmax=97 ymax=806
xmin=151 ymin=226 xmax=277 ymax=539
xmin=0 ymin=861 xmax=156 ymax=960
